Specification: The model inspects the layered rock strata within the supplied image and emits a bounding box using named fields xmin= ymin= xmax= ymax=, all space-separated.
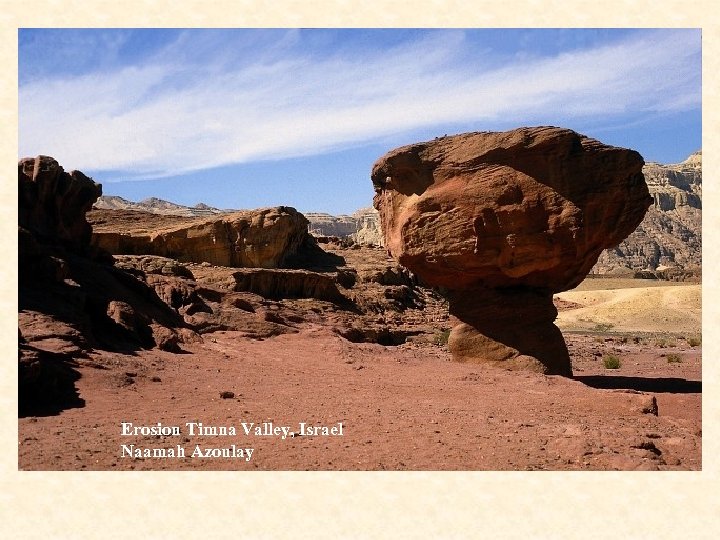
xmin=371 ymin=127 xmax=651 ymax=375
xmin=591 ymin=151 xmax=701 ymax=274
xmin=90 ymin=207 xmax=309 ymax=268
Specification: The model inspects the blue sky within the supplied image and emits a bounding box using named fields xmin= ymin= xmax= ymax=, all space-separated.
xmin=19 ymin=28 xmax=701 ymax=214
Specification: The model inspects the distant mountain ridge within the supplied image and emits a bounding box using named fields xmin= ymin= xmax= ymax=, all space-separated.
xmin=94 ymin=195 xmax=226 ymax=217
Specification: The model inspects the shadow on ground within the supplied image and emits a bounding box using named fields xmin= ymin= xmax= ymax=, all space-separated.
xmin=19 ymin=345 xmax=86 ymax=417
xmin=574 ymin=375 xmax=701 ymax=394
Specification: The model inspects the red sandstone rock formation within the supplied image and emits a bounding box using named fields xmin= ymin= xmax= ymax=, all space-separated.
xmin=89 ymin=207 xmax=309 ymax=268
xmin=18 ymin=157 xmax=201 ymax=413
xmin=19 ymin=155 xmax=102 ymax=252
xmin=371 ymin=127 xmax=651 ymax=375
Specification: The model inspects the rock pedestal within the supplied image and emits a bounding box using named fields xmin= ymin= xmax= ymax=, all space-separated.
xmin=371 ymin=127 xmax=652 ymax=375
xmin=447 ymin=287 xmax=570 ymax=376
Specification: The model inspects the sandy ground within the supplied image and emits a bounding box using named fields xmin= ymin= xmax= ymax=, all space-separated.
xmin=18 ymin=318 xmax=701 ymax=471
xmin=555 ymin=284 xmax=701 ymax=335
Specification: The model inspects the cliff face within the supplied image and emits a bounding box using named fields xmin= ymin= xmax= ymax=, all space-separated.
xmin=305 ymin=208 xmax=384 ymax=246
xmin=350 ymin=208 xmax=384 ymax=246
xmin=305 ymin=212 xmax=358 ymax=237
xmin=89 ymin=207 xmax=310 ymax=268
xmin=591 ymin=151 xmax=701 ymax=275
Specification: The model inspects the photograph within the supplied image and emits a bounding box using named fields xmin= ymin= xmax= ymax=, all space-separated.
xmin=17 ymin=28 xmax=701 ymax=472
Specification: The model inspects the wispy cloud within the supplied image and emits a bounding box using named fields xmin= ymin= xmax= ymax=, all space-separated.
xmin=19 ymin=29 xmax=700 ymax=178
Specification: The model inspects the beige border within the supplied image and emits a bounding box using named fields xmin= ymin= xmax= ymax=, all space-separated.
xmin=3 ymin=2 xmax=718 ymax=538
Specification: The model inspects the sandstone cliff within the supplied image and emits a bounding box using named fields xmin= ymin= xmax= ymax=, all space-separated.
xmin=89 ymin=207 xmax=309 ymax=268
xmin=305 ymin=209 xmax=384 ymax=246
xmin=305 ymin=212 xmax=358 ymax=237
xmin=591 ymin=151 xmax=701 ymax=275
xmin=350 ymin=207 xmax=384 ymax=246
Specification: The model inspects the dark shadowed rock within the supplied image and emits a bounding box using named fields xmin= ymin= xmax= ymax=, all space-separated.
xmin=18 ymin=156 xmax=201 ymax=372
xmin=19 ymin=156 xmax=102 ymax=252
xmin=19 ymin=343 xmax=85 ymax=417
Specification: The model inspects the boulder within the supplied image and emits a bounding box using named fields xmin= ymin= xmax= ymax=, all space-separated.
xmin=90 ymin=207 xmax=309 ymax=268
xmin=371 ymin=127 xmax=651 ymax=375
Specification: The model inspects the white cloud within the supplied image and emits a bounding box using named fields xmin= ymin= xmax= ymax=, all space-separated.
xmin=19 ymin=29 xmax=700 ymax=178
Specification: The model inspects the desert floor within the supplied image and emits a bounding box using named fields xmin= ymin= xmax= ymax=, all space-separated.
xmin=18 ymin=278 xmax=701 ymax=471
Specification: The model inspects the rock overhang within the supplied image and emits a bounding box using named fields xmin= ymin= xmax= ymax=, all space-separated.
xmin=371 ymin=126 xmax=652 ymax=375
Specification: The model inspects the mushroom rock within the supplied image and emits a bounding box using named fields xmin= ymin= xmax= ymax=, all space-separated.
xmin=371 ymin=127 xmax=652 ymax=376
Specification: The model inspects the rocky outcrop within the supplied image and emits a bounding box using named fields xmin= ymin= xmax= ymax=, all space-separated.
xmin=96 ymin=195 xmax=388 ymax=246
xmin=372 ymin=127 xmax=651 ymax=375
xmin=90 ymin=207 xmax=309 ymax=268
xmin=18 ymin=157 xmax=206 ymax=414
xmin=306 ymin=212 xmax=358 ymax=237
xmin=591 ymin=151 xmax=701 ymax=274
xmin=228 ymin=269 xmax=347 ymax=302
xmin=19 ymin=156 xmax=102 ymax=252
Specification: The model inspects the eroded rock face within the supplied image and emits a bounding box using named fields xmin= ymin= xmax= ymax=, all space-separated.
xmin=591 ymin=151 xmax=702 ymax=275
xmin=229 ymin=268 xmax=347 ymax=302
xmin=18 ymin=157 xmax=199 ymax=374
xmin=90 ymin=207 xmax=309 ymax=268
xmin=372 ymin=127 xmax=651 ymax=375
xmin=19 ymin=155 xmax=102 ymax=252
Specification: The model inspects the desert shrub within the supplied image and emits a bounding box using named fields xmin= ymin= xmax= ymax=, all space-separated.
xmin=667 ymin=353 xmax=683 ymax=363
xmin=687 ymin=336 xmax=702 ymax=347
xmin=593 ymin=322 xmax=614 ymax=332
xmin=666 ymin=337 xmax=677 ymax=347
xmin=433 ymin=329 xmax=451 ymax=346
xmin=594 ymin=336 xmax=605 ymax=344
xmin=655 ymin=337 xmax=668 ymax=348
xmin=603 ymin=354 xmax=621 ymax=369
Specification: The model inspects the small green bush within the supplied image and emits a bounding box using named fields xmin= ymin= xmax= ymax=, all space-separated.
xmin=655 ymin=337 xmax=668 ymax=348
xmin=603 ymin=354 xmax=621 ymax=369
xmin=687 ymin=336 xmax=702 ymax=347
xmin=667 ymin=353 xmax=683 ymax=363
xmin=434 ymin=329 xmax=451 ymax=346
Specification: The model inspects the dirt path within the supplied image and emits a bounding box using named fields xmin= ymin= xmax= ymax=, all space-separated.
xmin=18 ymin=327 xmax=701 ymax=471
